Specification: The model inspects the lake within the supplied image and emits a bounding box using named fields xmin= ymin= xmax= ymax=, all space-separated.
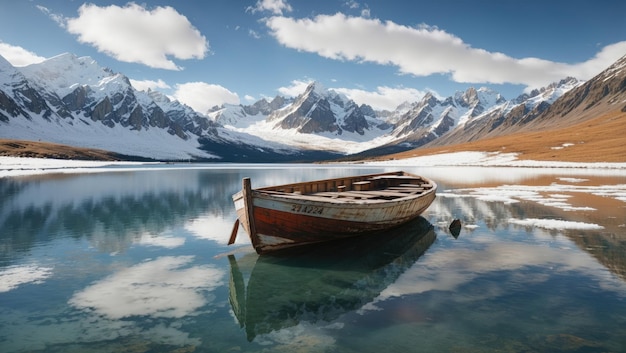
xmin=1 ymin=164 xmax=625 ymax=352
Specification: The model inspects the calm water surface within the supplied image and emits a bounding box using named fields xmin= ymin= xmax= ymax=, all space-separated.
xmin=1 ymin=164 xmax=625 ymax=352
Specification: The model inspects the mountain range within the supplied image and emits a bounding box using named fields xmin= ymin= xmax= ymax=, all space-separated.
xmin=1 ymin=52 xmax=625 ymax=162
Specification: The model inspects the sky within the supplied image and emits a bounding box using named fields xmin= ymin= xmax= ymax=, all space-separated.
xmin=1 ymin=0 xmax=625 ymax=113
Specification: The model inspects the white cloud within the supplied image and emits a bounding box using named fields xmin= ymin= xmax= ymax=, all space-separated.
xmin=0 ymin=42 xmax=46 ymax=67
xmin=277 ymin=80 xmax=427 ymax=110
xmin=248 ymin=0 xmax=293 ymax=15
xmin=277 ymin=79 xmax=313 ymax=97
xmin=36 ymin=5 xmax=66 ymax=27
xmin=249 ymin=29 xmax=261 ymax=39
xmin=134 ymin=233 xmax=186 ymax=248
xmin=69 ymin=256 xmax=224 ymax=319
xmin=334 ymin=86 xmax=428 ymax=110
xmin=276 ymin=80 xmax=427 ymax=110
xmin=345 ymin=0 xmax=360 ymax=9
xmin=0 ymin=264 xmax=53 ymax=292
xmin=65 ymin=3 xmax=208 ymax=70
xmin=173 ymin=82 xmax=240 ymax=113
xmin=265 ymin=13 xmax=626 ymax=90
xmin=129 ymin=78 xmax=171 ymax=92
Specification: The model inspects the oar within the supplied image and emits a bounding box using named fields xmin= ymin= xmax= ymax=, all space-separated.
xmin=228 ymin=219 xmax=240 ymax=245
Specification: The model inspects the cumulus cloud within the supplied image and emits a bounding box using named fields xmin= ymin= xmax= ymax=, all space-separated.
xmin=129 ymin=78 xmax=171 ymax=92
xmin=65 ymin=3 xmax=208 ymax=70
xmin=278 ymin=79 xmax=313 ymax=96
xmin=173 ymin=82 xmax=240 ymax=113
xmin=0 ymin=42 xmax=46 ymax=66
xmin=265 ymin=13 xmax=626 ymax=90
xmin=247 ymin=0 xmax=293 ymax=15
xmin=334 ymin=86 xmax=428 ymax=111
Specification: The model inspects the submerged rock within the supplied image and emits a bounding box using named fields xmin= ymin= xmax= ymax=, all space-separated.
xmin=449 ymin=219 xmax=462 ymax=238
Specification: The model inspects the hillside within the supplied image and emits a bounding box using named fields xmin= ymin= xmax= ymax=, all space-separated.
xmin=0 ymin=139 xmax=146 ymax=161
xmin=3 ymin=106 xmax=625 ymax=163
xmin=380 ymin=109 xmax=626 ymax=163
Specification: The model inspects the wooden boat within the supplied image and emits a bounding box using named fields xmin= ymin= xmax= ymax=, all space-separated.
xmin=230 ymin=171 xmax=437 ymax=254
xmin=228 ymin=216 xmax=436 ymax=341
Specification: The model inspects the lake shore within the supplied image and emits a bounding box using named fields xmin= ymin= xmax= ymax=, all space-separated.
xmin=2 ymin=150 xmax=626 ymax=179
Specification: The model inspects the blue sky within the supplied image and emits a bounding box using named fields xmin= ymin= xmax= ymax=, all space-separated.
xmin=1 ymin=0 xmax=625 ymax=112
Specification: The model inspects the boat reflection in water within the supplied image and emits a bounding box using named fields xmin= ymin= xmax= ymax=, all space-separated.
xmin=228 ymin=216 xmax=436 ymax=341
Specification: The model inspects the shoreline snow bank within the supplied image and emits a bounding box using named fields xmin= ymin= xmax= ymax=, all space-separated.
xmin=365 ymin=151 xmax=626 ymax=169
xmin=2 ymin=151 xmax=626 ymax=178
xmin=0 ymin=156 xmax=156 ymax=178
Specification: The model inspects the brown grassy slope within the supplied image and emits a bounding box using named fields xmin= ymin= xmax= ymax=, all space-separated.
xmin=0 ymin=139 xmax=125 ymax=160
xmin=378 ymin=109 xmax=626 ymax=163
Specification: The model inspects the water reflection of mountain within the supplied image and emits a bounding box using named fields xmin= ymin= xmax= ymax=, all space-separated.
xmin=0 ymin=170 xmax=243 ymax=263
xmin=430 ymin=193 xmax=626 ymax=282
xmin=0 ymin=167 xmax=393 ymax=264
xmin=228 ymin=217 xmax=436 ymax=341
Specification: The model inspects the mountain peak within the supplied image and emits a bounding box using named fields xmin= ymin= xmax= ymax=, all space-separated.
xmin=19 ymin=52 xmax=120 ymax=98
xmin=304 ymin=81 xmax=325 ymax=96
xmin=0 ymin=53 xmax=13 ymax=68
xmin=0 ymin=54 xmax=22 ymax=86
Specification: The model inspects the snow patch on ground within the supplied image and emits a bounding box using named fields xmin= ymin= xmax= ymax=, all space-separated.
xmin=508 ymin=218 xmax=604 ymax=230
xmin=2 ymin=150 xmax=626 ymax=178
xmin=0 ymin=156 xmax=156 ymax=178
xmin=367 ymin=151 xmax=626 ymax=169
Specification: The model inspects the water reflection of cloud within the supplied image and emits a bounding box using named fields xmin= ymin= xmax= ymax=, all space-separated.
xmin=368 ymin=236 xmax=626 ymax=311
xmin=0 ymin=264 xmax=53 ymax=292
xmin=69 ymin=256 xmax=224 ymax=319
xmin=134 ymin=232 xmax=186 ymax=249
xmin=254 ymin=321 xmax=336 ymax=352
xmin=0 ymin=307 xmax=200 ymax=352
xmin=185 ymin=213 xmax=250 ymax=245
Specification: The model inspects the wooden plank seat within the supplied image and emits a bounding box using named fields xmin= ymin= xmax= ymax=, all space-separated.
xmin=313 ymin=191 xmax=379 ymax=200
xmin=352 ymin=181 xmax=371 ymax=191
xmin=369 ymin=175 xmax=423 ymax=180
xmin=345 ymin=190 xmax=417 ymax=199
xmin=388 ymin=186 xmax=425 ymax=193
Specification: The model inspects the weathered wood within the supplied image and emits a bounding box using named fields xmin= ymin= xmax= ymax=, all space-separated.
xmin=327 ymin=191 xmax=379 ymax=199
xmin=352 ymin=181 xmax=371 ymax=191
xmin=228 ymin=219 xmax=240 ymax=245
xmin=348 ymin=190 xmax=415 ymax=198
xmin=242 ymin=178 xmax=258 ymax=248
xmin=231 ymin=171 xmax=437 ymax=254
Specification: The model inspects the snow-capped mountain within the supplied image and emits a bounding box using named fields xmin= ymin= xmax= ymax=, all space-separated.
xmin=3 ymin=50 xmax=616 ymax=162
xmin=0 ymin=53 xmax=228 ymax=160
xmin=267 ymin=82 xmax=372 ymax=135
xmin=207 ymin=82 xmax=396 ymax=155
xmin=427 ymin=77 xmax=583 ymax=147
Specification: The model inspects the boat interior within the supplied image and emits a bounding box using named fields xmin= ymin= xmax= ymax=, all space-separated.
xmin=258 ymin=172 xmax=435 ymax=201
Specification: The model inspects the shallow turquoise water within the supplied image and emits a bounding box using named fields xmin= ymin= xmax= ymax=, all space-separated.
xmin=1 ymin=165 xmax=625 ymax=352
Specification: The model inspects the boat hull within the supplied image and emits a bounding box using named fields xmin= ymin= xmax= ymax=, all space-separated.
xmin=232 ymin=172 xmax=437 ymax=254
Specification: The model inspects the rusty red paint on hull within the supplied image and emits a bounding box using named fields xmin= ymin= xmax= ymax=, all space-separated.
xmin=255 ymin=204 xmax=429 ymax=239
